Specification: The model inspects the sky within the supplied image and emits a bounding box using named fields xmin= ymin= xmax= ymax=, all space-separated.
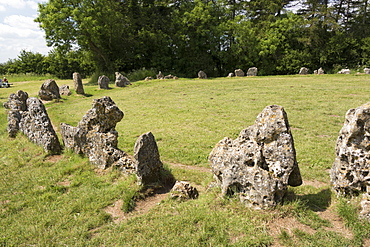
xmin=0 ymin=0 xmax=51 ymax=63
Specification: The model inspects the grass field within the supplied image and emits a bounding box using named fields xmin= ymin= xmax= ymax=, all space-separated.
xmin=1 ymin=74 xmax=370 ymax=246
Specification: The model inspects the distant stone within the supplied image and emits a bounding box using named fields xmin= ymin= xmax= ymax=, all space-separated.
xmin=38 ymin=79 xmax=61 ymax=101
xmin=314 ymin=70 xmax=318 ymax=74
xmin=170 ymin=181 xmax=199 ymax=201
xmin=145 ymin=77 xmax=153 ymax=81
xmin=330 ymin=102 xmax=370 ymax=196
xmin=299 ymin=67 xmax=309 ymax=75
xmin=227 ymin=73 xmax=234 ymax=77
xmin=134 ymin=132 xmax=164 ymax=185
xmin=98 ymin=75 xmax=110 ymax=89
xmin=318 ymin=67 xmax=325 ymax=74
xmin=3 ymin=90 xmax=29 ymax=138
xmin=115 ymin=72 xmax=131 ymax=87
xmin=234 ymin=69 xmax=245 ymax=77
xmin=59 ymin=84 xmax=72 ymax=96
xmin=73 ymin=72 xmax=85 ymax=94
xmin=19 ymin=97 xmax=61 ymax=154
xmin=364 ymin=68 xmax=370 ymax=74
xmin=60 ymin=96 xmax=135 ymax=171
xmin=198 ymin=70 xmax=207 ymax=79
xmin=338 ymin=69 xmax=350 ymax=74
xmin=156 ymin=71 xmax=164 ymax=79
xmin=247 ymin=67 xmax=258 ymax=76
xmin=209 ymin=105 xmax=302 ymax=209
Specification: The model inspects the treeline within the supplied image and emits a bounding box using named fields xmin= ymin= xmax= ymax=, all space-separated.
xmin=4 ymin=0 xmax=370 ymax=78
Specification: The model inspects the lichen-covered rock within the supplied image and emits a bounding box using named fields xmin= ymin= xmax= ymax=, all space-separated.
xmin=60 ymin=96 xmax=135 ymax=170
xmin=234 ymin=69 xmax=245 ymax=77
xmin=198 ymin=70 xmax=207 ymax=79
xmin=38 ymin=79 xmax=61 ymax=101
xmin=115 ymin=72 xmax=131 ymax=87
xmin=330 ymin=102 xmax=370 ymax=196
xmin=170 ymin=181 xmax=199 ymax=201
xmin=209 ymin=105 xmax=302 ymax=209
xmin=247 ymin=67 xmax=258 ymax=76
xmin=73 ymin=72 xmax=85 ymax=94
xmin=299 ymin=67 xmax=309 ymax=75
xmin=98 ymin=75 xmax=110 ymax=89
xmin=19 ymin=97 xmax=61 ymax=154
xmin=156 ymin=71 xmax=164 ymax=79
xmin=134 ymin=132 xmax=164 ymax=185
xmin=318 ymin=67 xmax=325 ymax=74
xmin=59 ymin=84 xmax=72 ymax=96
xmin=3 ymin=90 xmax=28 ymax=138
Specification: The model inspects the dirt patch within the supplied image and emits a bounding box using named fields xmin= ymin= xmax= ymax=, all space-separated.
xmin=317 ymin=208 xmax=353 ymax=239
xmin=169 ymin=163 xmax=211 ymax=173
xmin=44 ymin=155 xmax=63 ymax=163
xmin=57 ymin=179 xmax=71 ymax=187
xmin=302 ymin=180 xmax=328 ymax=188
xmin=104 ymin=199 xmax=126 ymax=224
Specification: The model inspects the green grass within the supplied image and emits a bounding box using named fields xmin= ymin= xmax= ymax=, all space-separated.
xmin=1 ymin=74 xmax=370 ymax=246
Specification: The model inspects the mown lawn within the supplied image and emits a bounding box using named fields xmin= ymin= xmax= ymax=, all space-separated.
xmin=1 ymin=74 xmax=370 ymax=246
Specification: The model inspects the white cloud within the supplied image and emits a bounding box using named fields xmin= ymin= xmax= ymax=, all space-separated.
xmin=0 ymin=5 xmax=5 ymax=12
xmin=0 ymin=0 xmax=38 ymax=10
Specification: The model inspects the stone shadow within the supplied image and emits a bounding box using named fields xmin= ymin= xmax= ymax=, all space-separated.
xmin=285 ymin=188 xmax=332 ymax=212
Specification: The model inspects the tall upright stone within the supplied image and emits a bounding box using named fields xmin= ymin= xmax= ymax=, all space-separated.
xmin=209 ymin=105 xmax=302 ymax=209
xmin=73 ymin=72 xmax=85 ymax=94
xmin=98 ymin=75 xmax=110 ymax=89
xmin=3 ymin=90 xmax=29 ymax=138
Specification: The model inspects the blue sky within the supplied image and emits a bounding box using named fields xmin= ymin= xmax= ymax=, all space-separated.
xmin=0 ymin=0 xmax=51 ymax=63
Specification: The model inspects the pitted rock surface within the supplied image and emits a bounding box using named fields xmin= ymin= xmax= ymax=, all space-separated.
xmin=234 ymin=69 xmax=245 ymax=77
xmin=60 ymin=96 xmax=135 ymax=171
xmin=98 ymin=75 xmax=110 ymax=89
xmin=115 ymin=72 xmax=131 ymax=87
xmin=330 ymin=102 xmax=370 ymax=196
xmin=247 ymin=67 xmax=258 ymax=76
xmin=3 ymin=90 xmax=29 ymax=137
xmin=73 ymin=72 xmax=85 ymax=94
xmin=134 ymin=132 xmax=164 ymax=185
xmin=59 ymin=85 xmax=72 ymax=96
xmin=170 ymin=181 xmax=199 ymax=201
xmin=209 ymin=105 xmax=302 ymax=209
xmin=299 ymin=67 xmax=309 ymax=75
xmin=38 ymin=79 xmax=61 ymax=101
xmin=19 ymin=97 xmax=61 ymax=154
xmin=198 ymin=70 xmax=207 ymax=79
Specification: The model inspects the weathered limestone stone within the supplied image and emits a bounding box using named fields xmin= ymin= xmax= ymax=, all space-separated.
xmin=145 ymin=77 xmax=153 ymax=81
xmin=364 ymin=68 xmax=370 ymax=74
xmin=156 ymin=71 xmax=164 ymax=79
xmin=314 ymin=70 xmax=318 ymax=74
xmin=18 ymin=97 xmax=61 ymax=154
xmin=60 ymin=96 xmax=135 ymax=171
xmin=338 ymin=69 xmax=351 ymax=74
xmin=299 ymin=67 xmax=309 ymax=75
xmin=170 ymin=181 xmax=199 ymax=201
xmin=209 ymin=105 xmax=302 ymax=209
xmin=318 ymin=67 xmax=325 ymax=74
xmin=3 ymin=90 xmax=29 ymax=138
xmin=115 ymin=72 xmax=131 ymax=87
xmin=38 ymin=79 xmax=61 ymax=101
xmin=227 ymin=73 xmax=234 ymax=77
xmin=198 ymin=70 xmax=207 ymax=79
xmin=73 ymin=72 xmax=85 ymax=94
xmin=234 ymin=69 xmax=245 ymax=77
xmin=247 ymin=67 xmax=258 ymax=76
xmin=134 ymin=132 xmax=164 ymax=185
xmin=330 ymin=102 xmax=370 ymax=196
xmin=98 ymin=75 xmax=110 ymax=89
xmin=59 ymin=85 xmax=72 ymax=96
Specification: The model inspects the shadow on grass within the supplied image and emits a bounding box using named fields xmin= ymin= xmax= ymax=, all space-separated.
xmin=285 ymin=188 xmax=332 ymax=212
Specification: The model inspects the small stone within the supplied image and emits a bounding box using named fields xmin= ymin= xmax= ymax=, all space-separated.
xmin=170 ymin=181 xmax=199 ymax=201
xmin=234 ymin=69 xmax=245 ymax=77
xmin=38 ymin=79 xmax=61 ymax=101
xmin=198 ymin=70 xmax=207 ymax=79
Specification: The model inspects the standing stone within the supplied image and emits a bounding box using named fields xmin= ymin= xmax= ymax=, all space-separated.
xmin=318 ymin=67 xmax=325 ymax=74
xmin=364 ymin=68 xmax=370 ymax=74
xmin=60 ymin=96 xmax=135 ymax=171
xmin=338 ymin=69 xmax=351 ymax=74
xmin=134 ymin=132 xmax=164 ymax=185
xmin=314 ymin=70 xmax=318 ymax=74
xmin=18 ymin=97 xmax=61 ymax=154
xmin=170 ymin=181 xmax=199 ymax=201
xmin=198 ymin=70 xmax=207 ymax=79
xmin=38 ymin=79 xmax=61 ymax=101
xmin=299 ymin=67 xmax=309 ymax=75
xmin=234 ymin=69 xmax=245 ymax=77
xmin=3 ymin=90 xmax=29 ymax=138
xmin=227 ymin=73 xmax=234 ymax=77
xmin=98 ymin=75 xmax=110 ymax=89
xmin=209 ymin=105 xmax=302 ymax=209
xmin=330 ymin=102 xmax=370 ymax=196
xmin=156 ymin=71 xmax=164 ymax=79
xmin=73 ymin=72 xmax=85 ymax=95
xmin=115 ymin=72 xmax=131 ymax=87
xmin=247 ymin=67 xmax=258 ymax=76
xmin=59 ymin=85 xmax=72 ymax=96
